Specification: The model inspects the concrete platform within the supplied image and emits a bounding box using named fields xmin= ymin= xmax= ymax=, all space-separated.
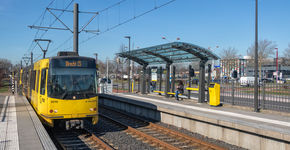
xmin=99 ymin=93 xmax=290 ymax=150
xmin=0 ymin=94 xmax=56 ymax=150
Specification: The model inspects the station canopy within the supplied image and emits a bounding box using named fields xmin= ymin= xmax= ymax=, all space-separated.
xmin=118 ymin=42 xmax=220 ymax=66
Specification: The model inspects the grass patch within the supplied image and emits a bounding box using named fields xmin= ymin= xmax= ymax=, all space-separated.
xmin=0 ymin=78 xmax=10 ymax=93
xmin=0 ymin=86 xmax=9 ymax=93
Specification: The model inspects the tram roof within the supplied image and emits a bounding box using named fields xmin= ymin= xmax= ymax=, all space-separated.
xmin=117 ymin=42 xmax=220 ymax=66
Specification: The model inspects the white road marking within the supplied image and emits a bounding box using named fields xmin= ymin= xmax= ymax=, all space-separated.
xmin=0 ymin=96 xmax=19 ymax=150
xmin=117 ymin=94 xmax=290 ymax=127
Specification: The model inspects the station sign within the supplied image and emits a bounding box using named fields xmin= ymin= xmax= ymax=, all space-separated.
xmin=151 ymin=68 xmax=158 ymax=81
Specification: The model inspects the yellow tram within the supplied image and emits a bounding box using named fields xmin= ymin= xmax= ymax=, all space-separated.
xmin=21 ymin=52 xmax=98 ymax=129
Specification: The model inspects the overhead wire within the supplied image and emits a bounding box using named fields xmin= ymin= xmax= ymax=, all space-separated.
xmin=78 ymin=0 xmax=177 ymax=46
xmin=32 ymin=0 xmax=177 ymax=60
xmin=28 ymin=0 xmax=75 ymax=62
xmin=25 ymin=0 xmax=56 ymax=56
xmin=47 ymin=0 xmax=127 ymax=57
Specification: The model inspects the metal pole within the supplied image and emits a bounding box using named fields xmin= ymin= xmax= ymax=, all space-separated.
xmin=165 ymin=64 xmax=170 ymax=97
xmin=198 ymin=60 xmax=206 ymax=103
xmin=73 ymin=3 xmax=79 ymax=54
xmin=106 ymin=58 xmax=109 ymax=80
xmin=171 ymin=66 xmax=176 ymax=93
xmin=124 ymin=36 xmax=131 ymax=93
xmin=116 ymin=60 xmax=119 ymax=93
xmin=275 ymin=48 xmax=278 ymax=82
xmin=254 ymin=0 xmax=259 ymax=112
xmin=188 ymin=65 xmax=192 ymax=99
xmin=138 ymin=69 xmax=142 ymax=93
xmin=94 ymin=53 xmax=98 ymax=64
xmin=141 ymin=66 xmax=146 ymax=94
xmin=262 ymin=80 xmax=265 ymax=109
xmin=231 ymin=80 xmax=235 ymax=105
xmin=207 ymin=64 xmax=211 ymax=102
xmin=30 ymin=52 xmax=33 ymax=66
xmin=147 ymin=67 xmax=151 ymax=93
xmin=30 ymin=52 xmax=33 ymax=97
xmin=159 ymin=66 xmax=162 ymax=95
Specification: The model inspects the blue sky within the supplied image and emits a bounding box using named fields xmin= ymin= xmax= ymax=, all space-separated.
xmin=0 ymin=0 xmax=290 ymax=64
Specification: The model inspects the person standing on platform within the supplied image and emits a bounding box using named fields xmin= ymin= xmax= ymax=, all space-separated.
xmin=175 ymin=81 xmax=184 ymax=100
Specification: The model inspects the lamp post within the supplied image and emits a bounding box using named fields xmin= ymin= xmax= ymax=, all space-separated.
xmin=124 ymin=36 xmax=131 ymax=93
xmin=254 ymin=0 xmax=259 ymax=112
xmin=275 ymin=48 xmax=278 ymax=82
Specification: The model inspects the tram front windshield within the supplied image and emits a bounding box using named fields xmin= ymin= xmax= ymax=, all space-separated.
xmin=48 ymin=68 xmax=97 ymax=99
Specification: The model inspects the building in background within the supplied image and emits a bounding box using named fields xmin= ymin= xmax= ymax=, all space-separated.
xmin=220 ymin=56 xmax=290 ymax=80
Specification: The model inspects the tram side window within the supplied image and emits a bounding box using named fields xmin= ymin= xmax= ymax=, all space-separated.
xmin=36 ymin=70 xmax=40 ymax=93
xmin=40 ymin=69 xmax=46 ymax=95
xmin=31 ymin=71 xmax=36 ymax=90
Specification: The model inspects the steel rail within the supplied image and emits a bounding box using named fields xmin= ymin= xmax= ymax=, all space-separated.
xmin=100 ymin=114 xmax=179 ymax=150
xmin=82 ymin=128 xmax=113 ymax=150
xmin=100 ymin=105 xmax=226 ymax=150
xmin=52 ymin=128 xmax=113 ymax=150
xmin=148 ymin=123 xmax=226 ymax=150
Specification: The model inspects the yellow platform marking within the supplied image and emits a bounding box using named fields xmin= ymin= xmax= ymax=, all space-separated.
xmin=186 ymin=87 xmax=199 ymax=91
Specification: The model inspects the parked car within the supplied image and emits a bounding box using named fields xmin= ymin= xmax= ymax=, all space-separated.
xmin=240 ymin=77 xmax=254 ymax=86
xmin=240 ymin=77 xmax=262 ymax=86
xmin=99 ymin=78 xmax=111 ymax=84
xmin=261 ymin=78 xmax=274 ymax=83
xmin=277 ymin=79 xmax=286 ymax=84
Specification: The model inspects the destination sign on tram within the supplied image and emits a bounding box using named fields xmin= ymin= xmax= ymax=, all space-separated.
xmin=51 ymin=58 xmax=96 ymax=68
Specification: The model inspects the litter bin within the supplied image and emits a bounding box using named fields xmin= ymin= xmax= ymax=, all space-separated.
xmin=208 ymin=83 xmax=220 ymax=106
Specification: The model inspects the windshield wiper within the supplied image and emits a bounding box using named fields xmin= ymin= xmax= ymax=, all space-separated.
xmin=61 ymin=92 xmax=68 ymax=99
xmin=83 ymin=91 xmax=96 ymax=98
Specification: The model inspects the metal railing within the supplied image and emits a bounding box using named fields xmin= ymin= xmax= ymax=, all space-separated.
xmin=220 ymin=80 xmax=290 ymax=112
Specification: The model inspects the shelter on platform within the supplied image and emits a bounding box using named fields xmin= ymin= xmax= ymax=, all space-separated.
xmin=117 ymin=42 xmax=220 ymax=103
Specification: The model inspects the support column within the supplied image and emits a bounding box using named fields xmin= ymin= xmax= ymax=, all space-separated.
xmin=207 ymin=64 xmax=211 ymax=102
xmin=171 ymin=65 xmax=176 ymax=93
xmin=198 ymin=60 xmax=207 ymax=103
xmin=141 ymin=65 xmax=147 ymax=94
xmin=73 ymin=3 xmax=79 ymax=55
xmin=159 ymin=66 xmax=162 ymax=95
xmin=30 ymin=52 xmax=33 ymax=67
xmin=188 ymin=65 xmax=192 ymax=99
xmin=128 ymin=60 xmax=130 ymax=93
xmin=165 ymin=64 xmax=170 ymax=97
xmin=146 ymin=67 xmax=151 ymax=93
xmin=138 ymin=68 xmax=140 ymax=93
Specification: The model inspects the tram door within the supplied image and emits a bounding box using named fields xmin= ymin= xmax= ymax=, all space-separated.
xmin=39 ymin=69 xmax=48 ymax=114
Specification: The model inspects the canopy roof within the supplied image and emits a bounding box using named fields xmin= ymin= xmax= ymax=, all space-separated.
xmin=118 ymin=42 xmax=220 ymax=66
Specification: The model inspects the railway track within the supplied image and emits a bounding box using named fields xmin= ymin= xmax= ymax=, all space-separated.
xmin=51 ymin=128 xmax=113 ymax=150
xmin=99 ymin=106 xmax=226 ymax=150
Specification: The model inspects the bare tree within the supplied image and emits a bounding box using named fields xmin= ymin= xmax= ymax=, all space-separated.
xmin=284 ymin=43 xmax=290 ymax=59
xmin=247 ymin=39 xmax=277 ymax=78
xmin=220 ymin=47 xmax=238 ymax=59
xmin=247 ymin=39 xmax=277 ymax=59
xmin=98 ymin=60 xmax=106 ymax=77
xmin=0 ymin=58 xmax=12 ymax=87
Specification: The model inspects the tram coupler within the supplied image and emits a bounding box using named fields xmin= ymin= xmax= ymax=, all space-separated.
xmin=65 ymin=119 xmax=84 ymax=130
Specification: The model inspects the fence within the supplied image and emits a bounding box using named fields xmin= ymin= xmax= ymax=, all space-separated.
xmin=220 ymin=80 xmax=290 ymax=112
